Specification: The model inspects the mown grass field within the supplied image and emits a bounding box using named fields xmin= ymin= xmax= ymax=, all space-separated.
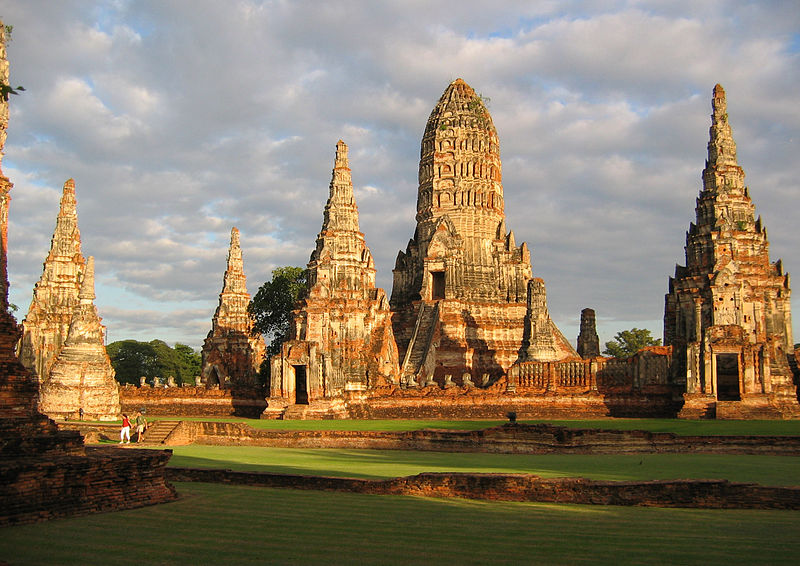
xmin=3 ymin=482 xmax=800 ymax=565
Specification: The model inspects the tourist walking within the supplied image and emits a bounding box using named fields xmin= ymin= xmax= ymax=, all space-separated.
xmin=119 ymin=414 xmax=131 ymax=444
xmin=135 ymin=411 xmax=148 ymax=443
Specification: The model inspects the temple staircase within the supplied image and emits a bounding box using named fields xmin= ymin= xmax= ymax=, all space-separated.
xmin=139 ymin=420 xmax=180 ymax=445
xmin=400 ymin=302 xmax=440 ymax=384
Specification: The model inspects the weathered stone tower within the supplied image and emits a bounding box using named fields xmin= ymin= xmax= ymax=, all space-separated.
xmin=267 ymin=141 xmax=398 ymax=417
xmin=391 ymin=79 xmax=574 ymax=384
xmin=201 ymin=227 xmax=265 ymax=388
xmin=19 ymin=179 xmax=86 ymax=384
xmin=39 ymin=257 xmax=120 ymax=420
xmin=520 ymin=278 xmax=577 ymax=362
xmin=577 ymin=308 xmax=601 ymax=359
xmin=665 ymin=84 xmax=797 ymax=418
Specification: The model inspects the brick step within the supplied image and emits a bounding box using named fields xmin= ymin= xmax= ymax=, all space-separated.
xmin=401 ymin=303 xmax=439 ymax=380
xmin=138 ymin=420 xmax=180 ymax=444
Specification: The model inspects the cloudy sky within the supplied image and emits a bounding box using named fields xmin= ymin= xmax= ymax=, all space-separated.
xmin=3 ymin=1 xmax=799 ymax=351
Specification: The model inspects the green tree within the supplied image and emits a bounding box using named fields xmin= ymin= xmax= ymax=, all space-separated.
xmin=248 ymin=266 xmax=307 ymax=359
xmin=107 ymin=340 xmax=202 ymax=385
xmin=106 ymin=340 xmax=159 ymax=385
xmin=149 ymin=339 xmax=178 ymax=383
xmin=174 ymin=343 xmax=202 ymax=385
xmin=603 ymin=328 xmax=662 ymax=359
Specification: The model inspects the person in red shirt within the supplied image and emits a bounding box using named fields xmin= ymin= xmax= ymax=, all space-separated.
xmin=119 ymin=414 xmax=131 ymax=444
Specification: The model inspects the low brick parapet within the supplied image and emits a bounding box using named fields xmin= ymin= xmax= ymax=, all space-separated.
xmin=189 ymin=422 xmax=800 ymax=456
xmin=167 ymin=467 xmax=800 ymax=510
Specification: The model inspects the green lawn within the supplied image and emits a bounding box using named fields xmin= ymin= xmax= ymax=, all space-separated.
xmin=2 ymin=482 xmax=799 ymax=565
xmin=132 ymin=416 xmax=800 ymax=435
xmin=163 ymin=445 xmax=800 ymax=486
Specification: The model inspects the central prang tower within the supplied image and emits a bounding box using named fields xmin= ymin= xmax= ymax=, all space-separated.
xmin=391 ymin=79 xmax=575 ymax=385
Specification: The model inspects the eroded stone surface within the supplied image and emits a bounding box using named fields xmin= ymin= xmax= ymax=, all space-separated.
xmin=664 ymin=85 xmax=797 ymax=417
xmin=268 ymin=141 xmax=398 ymax=413
xmin=39 ymin=257 xmax=120 ymax=420
xmin=19 ymin=179 xmax=86 ymax=384
xmin=201 ymin=227 xmax=265 ymax=388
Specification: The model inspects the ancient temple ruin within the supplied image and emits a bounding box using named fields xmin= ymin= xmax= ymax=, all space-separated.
xmin=664 ymin=85 xmax=798 ymax=418
xmin=266 ymin=141 xmax=398 ymax=417
xmin=201 ymin=227 xmax=265 ymax=388
xmin=38 ymin=257 xmax=120 ymax=420
xmin=19 ymin=179 xmax=86 ymax=384
xmin=390 ymin=79 xmax=574 ymax=385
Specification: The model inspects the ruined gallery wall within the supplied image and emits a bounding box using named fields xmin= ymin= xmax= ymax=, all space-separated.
xmin=119 ymin=385 xmax=266 ymax=418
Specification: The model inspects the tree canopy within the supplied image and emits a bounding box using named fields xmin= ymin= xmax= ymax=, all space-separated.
xmin=603 ymin=328 xmax=661 ymax=359
xmin=248 ymin=266 xmax=307 ymax=358
xmin=106 ymin=339 xmax=201 ymax=385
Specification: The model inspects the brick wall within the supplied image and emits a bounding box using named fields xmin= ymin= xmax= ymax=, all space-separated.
xmin=0 ymin=446 xmax=177 ymax=527
xmin=120 ymin=385 xmax=266 ymax=418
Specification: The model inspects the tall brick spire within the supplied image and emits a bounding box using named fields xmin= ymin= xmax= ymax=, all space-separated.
xmin=201 ymin=227 xmax=265 ymax=388
xmin=307 ymin=140 xmax=375 ymax=294
xmin=19 ymin=179 xmax=86 ymax=383
xmin=267 ymin=140 xmax=398 ymax=411
xmin=39 ymin=256 xmax=120 ymax=421
xmin=665 ymin=84 xmax=796 ymax=417
xmin=321 ymin=140 xmax=360 ymax=233
xmin=704 ymin=84 xmax=745 ymax=195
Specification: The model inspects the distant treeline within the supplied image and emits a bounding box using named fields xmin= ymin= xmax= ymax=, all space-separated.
xmin=106 ymin=340 xmax=201 ymax=386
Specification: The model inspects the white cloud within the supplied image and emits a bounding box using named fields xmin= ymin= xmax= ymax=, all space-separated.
xmin=4 ymin=0 xmax=800 ymax=351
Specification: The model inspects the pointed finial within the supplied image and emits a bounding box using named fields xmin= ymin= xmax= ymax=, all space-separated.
xmin=335 ymin=140 xmax=348 ymax=167
xmin=231 ymin=226 xmax=240 ymax=247
xmin=80 ymin=256 xmax=96 ymax=302
xmin=712 ymin=84 xmax=726 ymax=114
xmin=64 ymin=178 xmax=76 ymax=192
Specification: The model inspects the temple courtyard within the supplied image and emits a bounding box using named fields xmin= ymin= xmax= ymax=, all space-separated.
xmin=3 ymin=418 xmax=800 ymax=565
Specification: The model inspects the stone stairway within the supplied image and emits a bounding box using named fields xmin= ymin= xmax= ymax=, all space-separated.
xmin=139 ymin=420 xmax=180 ymax=445
xmin=401 ymin=302 xmax=439 ymax=383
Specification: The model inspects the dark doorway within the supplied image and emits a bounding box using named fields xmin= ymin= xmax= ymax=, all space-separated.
xmin=294 ymin=365 xmax=308 ymax=404
xmin=432 ymin=271 xmax=445 ymax=300
xmin=716 ymin=353 xmax=741 ymax=401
